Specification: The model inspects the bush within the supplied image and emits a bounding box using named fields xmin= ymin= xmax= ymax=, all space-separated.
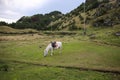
xmin=85 ymin=0 xmax=99 ymax=11
xmin=0 ymin=64 xmax=9 ymax=71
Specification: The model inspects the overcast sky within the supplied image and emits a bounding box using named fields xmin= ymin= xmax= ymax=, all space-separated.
xmin=0 ymin=0 xmax=84 ymax=23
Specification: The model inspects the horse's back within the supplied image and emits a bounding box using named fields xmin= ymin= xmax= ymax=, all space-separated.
xmin=56 ymin=41 xmax=62 ymax=47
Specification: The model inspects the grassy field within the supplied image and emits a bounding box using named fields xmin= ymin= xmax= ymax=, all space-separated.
xmin=88 ymin=25 xmax=120 ymax=46
xmin=0 ymin=61 xmax=120 ymax=80
xmin=0 ymin=33 xmax=120 ymax=80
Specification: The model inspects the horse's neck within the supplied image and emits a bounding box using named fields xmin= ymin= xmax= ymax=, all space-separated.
xmin=45 ymin=44 xmax=52 ymax=52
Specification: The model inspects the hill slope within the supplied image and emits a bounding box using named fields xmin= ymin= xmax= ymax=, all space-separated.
xmin=48 ymin=0 xmax=120 ymax=31
xmin=0 ymin=26 xmax=38 ymax=34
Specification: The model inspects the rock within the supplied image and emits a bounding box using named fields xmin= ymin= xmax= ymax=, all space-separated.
xmin=115 ymin=31 xmax=120 ymax=36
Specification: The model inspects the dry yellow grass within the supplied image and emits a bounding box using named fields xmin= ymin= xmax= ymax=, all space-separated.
xmin=0 ymin=34 xmax=43 ymax=41
xmin=0 ymin=26 xmax=38 ymax=34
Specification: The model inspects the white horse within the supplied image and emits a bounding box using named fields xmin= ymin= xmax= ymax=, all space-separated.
xmin=44 ymin=41 xmax=62 ymax=57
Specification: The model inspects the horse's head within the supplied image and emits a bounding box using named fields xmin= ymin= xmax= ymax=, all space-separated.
xmin=44 ymin=49 xmax=48 ymax=57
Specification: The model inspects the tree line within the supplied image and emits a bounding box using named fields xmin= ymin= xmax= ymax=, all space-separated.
xmin=0 ymin=11 xmax=63 ymax=30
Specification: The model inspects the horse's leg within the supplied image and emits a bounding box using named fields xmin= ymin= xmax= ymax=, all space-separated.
xmin=50 ymin=48 xmax=53 ymax=56
xmin=44 ymin=49 xmax=49 ymax=57
xmin=59 ymin=46 xmax=62 ymax=54
xmin=44 ymin=50 xmax=48 ymax=57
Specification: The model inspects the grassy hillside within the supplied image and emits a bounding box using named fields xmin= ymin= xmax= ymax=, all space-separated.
xmin=45 ymin=0 xmax=120 ymax=46
xmin=86 ymin=25 xmax=120 ymax=46
xmin=0 ymin=26 xmax=38 ymax=34
xmin=48 ymin=0 xmax=120 ymax=31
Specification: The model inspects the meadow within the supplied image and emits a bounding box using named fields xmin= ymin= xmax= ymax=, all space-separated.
xmin=0 ymin=32 xmax=120 ymax=80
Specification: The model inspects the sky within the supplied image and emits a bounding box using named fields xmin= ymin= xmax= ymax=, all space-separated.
xmin=0 ymin=0 xmax=84 ymax=23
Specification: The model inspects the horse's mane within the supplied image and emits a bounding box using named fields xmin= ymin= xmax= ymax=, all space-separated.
xmin=51 ymin=41 xmax=56 ymax=48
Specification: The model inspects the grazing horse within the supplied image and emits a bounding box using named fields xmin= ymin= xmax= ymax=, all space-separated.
xmin=44 ymin=41 xmax=62 ymax=57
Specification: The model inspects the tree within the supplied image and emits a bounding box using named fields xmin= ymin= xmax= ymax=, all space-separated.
xmin=0 ymin=21 xmax=8 ymax=26
xmin=12 ymin=11 xmax=63 ymax=30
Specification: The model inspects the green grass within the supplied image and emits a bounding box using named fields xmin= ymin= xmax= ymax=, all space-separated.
xmin=0 ymin=62 xmax=120 ymax=80
xmin=0 ymin=34 xmax=120 ymax=80
xmin=0 ymin=35 xmax=120 ymax=71
xmin=87 ymin=25 xmax=120 ymax=46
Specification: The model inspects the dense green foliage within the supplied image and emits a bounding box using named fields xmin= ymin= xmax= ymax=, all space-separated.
xmin=85 ymin=0 xmax=99 ymax=11
xmin=0 ymin=21 xmax=8 ymax=26
xmin=9 ymin=11 xmax=63 ymax=30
